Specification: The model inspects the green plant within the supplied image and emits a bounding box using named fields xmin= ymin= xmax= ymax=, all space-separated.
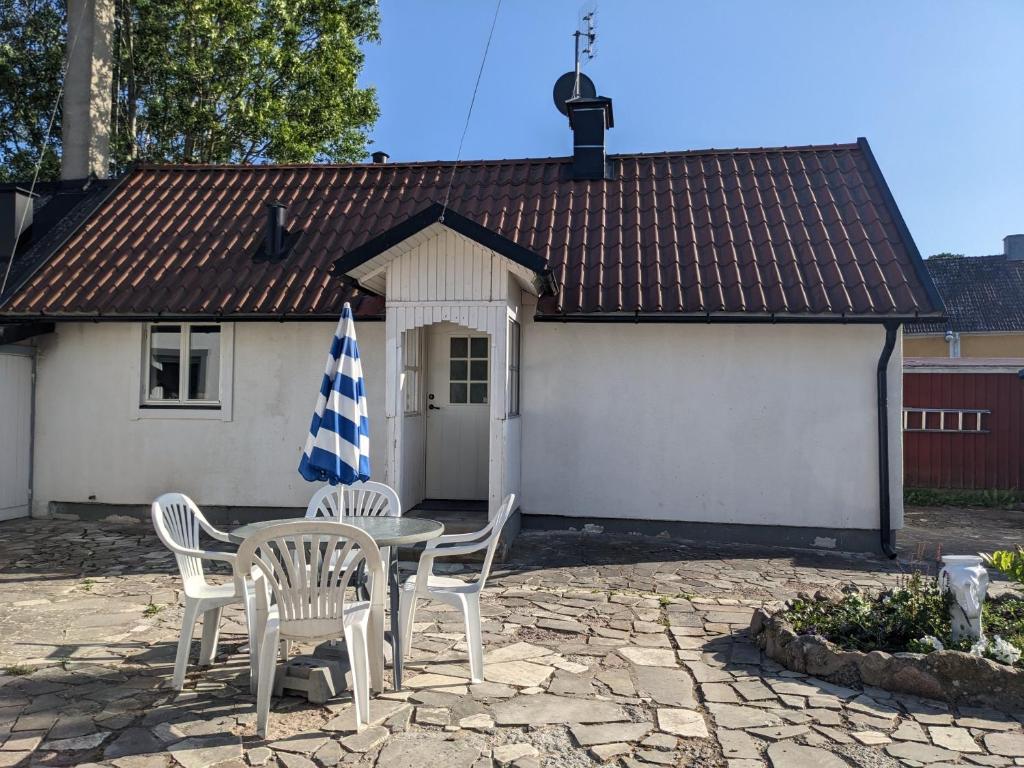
xmin=983 ymin=546 xmax=1024 ymax=587
xmin=4 ymin=664 xmax=33 ymax=676
xmin=143 ymin=603 xmax=163 ymax=618
xmin=904 ymin=487 xmax=1023 ymax=509
xmin=81 ymin=579 xmax=94 ymax=592
xmin=786 ymin=573 xmax=951 ymax=654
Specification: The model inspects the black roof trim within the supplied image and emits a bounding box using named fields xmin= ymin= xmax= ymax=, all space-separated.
xmin=332 ymin=202 xmax=552 ymax=288
xmin=534 ymin=311 xmax=941 ymax=325
xmin=856 ymin=137 xmax=946 ymax=317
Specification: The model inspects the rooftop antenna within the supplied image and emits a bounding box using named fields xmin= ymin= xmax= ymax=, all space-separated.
xmin=553 ymin=5 xmax=598 ymax=116
xmin=573 ymin=6 xmax=597 ymax=98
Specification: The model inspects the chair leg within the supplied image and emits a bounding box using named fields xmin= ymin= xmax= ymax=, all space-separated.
xmin=462 ymin=594 xmax=484 ymax=683
xmin=243 ymin=589 xmax=260 ymax=695
xmin=398 ymin=587 xmax=418 ymax=660
xmin=172 ymin=598 xmax=203 ymax=690
xmin=256 ymin=622 xmax=280 ymax=739
xmin=198 ymin=606 xmax=223 ymax=666
xmin=345 ymin=624 xmax=370 ymax=731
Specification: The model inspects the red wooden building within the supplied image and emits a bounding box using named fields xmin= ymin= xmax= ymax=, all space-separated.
xmin=903 ymin=357 xmax=1024 ymax=490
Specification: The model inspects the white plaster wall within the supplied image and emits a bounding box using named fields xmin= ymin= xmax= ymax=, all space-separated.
xmin=31 ymin=321 xmax=386 ymax=513
xmin=519 ymin=309 xmax=903 ymax=531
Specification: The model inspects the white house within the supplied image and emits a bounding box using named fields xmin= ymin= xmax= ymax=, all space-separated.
xmin=0 ymin=106 xmax=944 ymax=552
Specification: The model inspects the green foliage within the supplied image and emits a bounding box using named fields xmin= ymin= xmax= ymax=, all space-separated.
xmin=143 ymin=603 xmax=163 ymax=617
xmin=3 ymin=663 xmax=33 ymax=676
xmin=783 ymin=574 xmax=1024 ymax=668
xmin=0 ymin=0 xmax=380 ymax=181
xmin=0 ymin=0 xmax=65 ymax=181
xmin=904 ymin=487 xmax=1023 ymax=509
xmin=983 ymin=546 xmax=1024 ymax=587
xmin=786 ymin=574 xmax=952 ymax=654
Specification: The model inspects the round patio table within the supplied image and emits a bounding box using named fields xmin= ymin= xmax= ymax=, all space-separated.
xmin=228 ymin=516 xmax=444 ymax=691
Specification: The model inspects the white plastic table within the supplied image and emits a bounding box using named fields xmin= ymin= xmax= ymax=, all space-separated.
xmin=229 ymin=516 xmax=444 ymax=691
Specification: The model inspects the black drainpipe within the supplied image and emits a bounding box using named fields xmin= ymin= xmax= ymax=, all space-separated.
xmin=877 ymin=321 xmax=899 ymax=558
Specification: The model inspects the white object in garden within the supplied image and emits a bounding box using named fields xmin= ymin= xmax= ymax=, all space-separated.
xmin=938 ymin=555 xmax=990 ymax=642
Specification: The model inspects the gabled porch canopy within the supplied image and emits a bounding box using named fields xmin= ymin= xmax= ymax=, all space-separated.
xmin=332 ymin=202 xmax=557 ymax=299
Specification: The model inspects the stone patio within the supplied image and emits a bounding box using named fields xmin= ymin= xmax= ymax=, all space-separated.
xmin=1 ymin=518 xmax=1022 ymax=768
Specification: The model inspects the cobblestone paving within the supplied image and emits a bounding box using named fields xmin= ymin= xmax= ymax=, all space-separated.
xmin=1 ymin=519 xmax=1022 ymax=768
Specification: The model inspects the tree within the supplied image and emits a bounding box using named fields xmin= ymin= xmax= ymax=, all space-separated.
xmin=0 ymin=0 xmax=380 ymax=181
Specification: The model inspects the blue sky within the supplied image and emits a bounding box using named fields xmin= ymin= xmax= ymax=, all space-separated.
xmin=362 ymin=1 xmax=1024 ymax=258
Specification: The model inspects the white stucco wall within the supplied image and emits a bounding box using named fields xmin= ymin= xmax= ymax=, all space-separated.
xmin=29 ymin=313 xmax=902 ymax=536
xmin=518 ymin=309 xmax=903 ymax=532
xmin=31 ymin=321 xmax=386 ymax=514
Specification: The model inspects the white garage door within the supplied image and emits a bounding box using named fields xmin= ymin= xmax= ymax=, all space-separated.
xmin=0 ymin=349 xmax=32 ymax=521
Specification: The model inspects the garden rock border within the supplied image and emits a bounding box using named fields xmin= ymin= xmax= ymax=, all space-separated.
xmin=749 ymin=595 xmax=1024 ymax=713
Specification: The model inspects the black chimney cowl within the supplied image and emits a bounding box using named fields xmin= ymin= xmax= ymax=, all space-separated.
xmin=263 ymin=201 xmax=288 ymax=261
xmin=371 ymin=151 xmax=390 ymax=164
xmin=567 ymin=96 xmax=614 ymax=181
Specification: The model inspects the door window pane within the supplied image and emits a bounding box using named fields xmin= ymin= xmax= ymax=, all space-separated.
xmin=470 ymin=383 xmax=488 ymax=404
xmin=450 ymin=383 xmax=468 ymax=403
xmin=188 ymin=326 xmax=220 ymax=400
xmin=470 ymin=360 xmax=488 ymax=380
xmin=148 ymin=326 xmax=181 ymax=400
xmin=470 ymin=337 xmax=487 ymax=357
xmin=450 ymin=359 xmax=468 ymax=380
xmin=450 ymin=337 xmax=468 ymax=357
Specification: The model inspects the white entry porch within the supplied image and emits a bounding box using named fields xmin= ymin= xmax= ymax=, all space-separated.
xmin=338 ymin=215 xmax=543 ymax=521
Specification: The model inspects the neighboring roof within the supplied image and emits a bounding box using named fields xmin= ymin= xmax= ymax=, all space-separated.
xmin=0 ymin=138 xmax=943 ymax=322
xmin=904 ymin=254 xmax=1024 ymax=335
xmin=904 ymin=356 xmax=1024 ymax=374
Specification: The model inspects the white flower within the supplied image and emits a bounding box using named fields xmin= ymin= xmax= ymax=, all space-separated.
xmin=969 ymin=638 xmax=988 ymax=657
xmin=920 ymin=635 xmax=944 ymax=651
xmin=990 ymin=636 xmax=1022 ymax=665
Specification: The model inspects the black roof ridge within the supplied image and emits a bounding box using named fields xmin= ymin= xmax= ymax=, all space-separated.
xmin=127 ymin=141 xmax=863 ymax=173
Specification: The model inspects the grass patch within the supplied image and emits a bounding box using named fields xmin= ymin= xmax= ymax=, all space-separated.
xmin=143 ymin=603 xmax=163 ymax=618
xmin=905 ymin=487 xmax=1023 ymax=509
xmin=81 ymin=578 xmax=95 ymax=592
xmin=4 ymin=664 xmax=34 ymax=676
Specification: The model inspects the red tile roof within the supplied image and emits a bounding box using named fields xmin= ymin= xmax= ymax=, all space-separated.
xmin=0 ymin=139 xmax=943 ymax=321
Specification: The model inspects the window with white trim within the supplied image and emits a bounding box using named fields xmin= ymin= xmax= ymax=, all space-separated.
xmin=144 ymin=323 xmax=222 ymax=407
xmin=903 ymin=408 xmax=990 ymax=433
xmin=507 ymin=319 xmax=520 ymax=416
xmin=449 ymin=336 xmax=488 ymax=404
xmin=402 ymin=329 xmax=421 ymax=415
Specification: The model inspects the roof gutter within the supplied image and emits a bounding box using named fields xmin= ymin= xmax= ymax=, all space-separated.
xmin=877 ymin=320 xmax=899 ymax=559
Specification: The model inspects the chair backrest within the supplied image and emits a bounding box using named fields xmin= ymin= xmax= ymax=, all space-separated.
xmin=151 ymin=493 xmax=213 ymax=591
xmin=234 ymin=521 xmax=383 ymax=640
xmin=479 ymin=494 xmax=517 ymax=589
xmin=305 ymin=481 xmax=401 ymax=520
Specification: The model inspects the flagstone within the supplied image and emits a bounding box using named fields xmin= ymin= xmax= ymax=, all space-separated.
xmin=589 ymin=742 xmax=631 ymax=762
xmin=716 ymin=728 xmax=759 ymax=759
xmin=482 ymin=642 xmax=552 ymax=663
xmin=633 ymin=665 xmax=697 ymax=707
xmin=748 ymin=725 xmax=810 ymax=742
xmin=851 ymin=731 xmax=891 ymax=746
xmin=656 ymin=709 xmax=708 ymax=738
xmin=930 ymin=726 xmax=982 ymax=753
xmin=491 ymin=694 xmax=628 ymax=726
xmin=569 ymin=722 xmax=654 ymax=746
xmin=766 ymin=741 xmax=850 ymax=768
xmin=482 ymin=660 xmax=554 ymax=688
xmin=885 ymin=741 xmax=960 ymax=763
xmin=492 ymin=743 xmax=538 ymax=765
xmin=618 ymin=647 xmax=677 ymax=667
xmin=340 ymin=725 xmax=389 ymax=753
xmin=374 ymin=736 xmax=482 ymax=768
xmin=167 ymin=736 xmax=242 ymax=768
xmin=984 ymin=732 xmax=1024 ymax=757
xmin=41 ymin=731 xmax=110 ymax=751
xmin=706 ymin=703 xmax=782 ymax=730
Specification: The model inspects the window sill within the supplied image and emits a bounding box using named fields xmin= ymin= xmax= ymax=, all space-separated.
xmin=133 ymin=404 xmax=230 ymax=421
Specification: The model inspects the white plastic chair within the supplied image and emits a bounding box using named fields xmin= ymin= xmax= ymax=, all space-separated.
xmin=151 ymin=493 xmax=256 ymax=690
xmin=398 ymin=493 xmax=517 ymax=683
xmin=234 ymin=521 xmax=384 ymax=737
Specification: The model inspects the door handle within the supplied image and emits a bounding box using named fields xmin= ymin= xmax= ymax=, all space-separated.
xmin=428 ymin=404 xmax=442 ymax=410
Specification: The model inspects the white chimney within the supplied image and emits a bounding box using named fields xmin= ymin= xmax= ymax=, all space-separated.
xmin=61 ymin=0 xmax=114 ymax=180
xmin=1005 ymin=234 xmax=1024 ymax=261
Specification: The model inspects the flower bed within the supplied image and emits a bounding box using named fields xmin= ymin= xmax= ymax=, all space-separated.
xmin=749 ymin=576 xmax=1024 ymax=712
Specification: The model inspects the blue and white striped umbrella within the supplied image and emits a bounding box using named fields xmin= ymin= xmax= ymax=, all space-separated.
xmin=299 ymin=303 xmax=370 ymax=485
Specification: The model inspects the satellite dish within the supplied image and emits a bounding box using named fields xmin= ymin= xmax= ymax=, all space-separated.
xmin=553 ymin=71 xmax=596 ymax=115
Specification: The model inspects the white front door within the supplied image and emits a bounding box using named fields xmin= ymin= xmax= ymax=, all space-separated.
xmin=0 ymin=351 xmax=33 ymax=521
xmin=425 ymin=324 xmax=489 ymax=499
